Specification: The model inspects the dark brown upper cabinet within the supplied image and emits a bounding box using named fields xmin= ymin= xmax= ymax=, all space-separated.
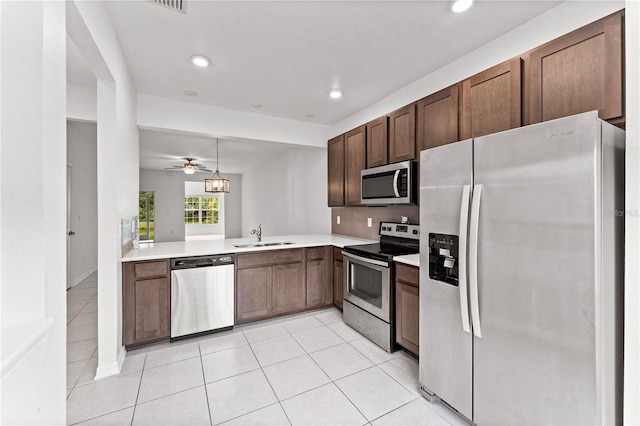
xmin=389 ymin=103 xmax=417 ymax=163
xmin=417 ymin=84 xmax=461 ymax=153
xmin=461 ymin=58 xmax=522 ymax=140
xmin=327 ymin=135 xmax=345 ymax=207
xmin=345 ymin=125 xmax=366 ymax=206
xmin=526 ymin=10 xmax=624 ymax=126
xmin=366 ymin=116 xmax=388 ymax=168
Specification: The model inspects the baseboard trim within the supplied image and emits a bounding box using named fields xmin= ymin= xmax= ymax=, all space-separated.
xmin=71 ymin=268 xmax=97 ymax=287
xmin=94 ymin=346 xmax=126 ymax=380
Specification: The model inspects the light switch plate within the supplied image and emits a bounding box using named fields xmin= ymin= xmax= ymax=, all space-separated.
xmin=367 ymin=218 xmax=372 ymax=227
xmin=337 ymin=215 xmax=341 ymax=225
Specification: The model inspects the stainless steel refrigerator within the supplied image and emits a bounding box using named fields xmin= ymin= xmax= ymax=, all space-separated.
xmin=419 ymin=111 xmax=624 ymax=425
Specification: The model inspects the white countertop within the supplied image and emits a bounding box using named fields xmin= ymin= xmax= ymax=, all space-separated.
xmin=122 ymin=234 xmax=376 ymax=262
xmin=394 ymin=253 xmax=420 ymax=267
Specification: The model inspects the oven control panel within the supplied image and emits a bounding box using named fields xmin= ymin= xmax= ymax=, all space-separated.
xmin=379 ymin=222 xmax=420 ymax=240
xmin=428 ymin=233 xmax=459 ymax=286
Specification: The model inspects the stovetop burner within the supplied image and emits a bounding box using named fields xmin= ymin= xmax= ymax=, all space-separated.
xmin=342 ymin=222 xmax=419 ymax=264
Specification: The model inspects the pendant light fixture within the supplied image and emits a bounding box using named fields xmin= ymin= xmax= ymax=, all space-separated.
xmin=205 ymin=138 xmax=230 ymax=193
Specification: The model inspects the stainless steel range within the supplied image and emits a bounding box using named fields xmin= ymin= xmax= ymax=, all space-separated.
xmin=342 ymin=221 xmax=420 ymax=352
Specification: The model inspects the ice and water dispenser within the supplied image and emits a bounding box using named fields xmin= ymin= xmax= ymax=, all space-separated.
xmin=428 ymin=233 xmax=459 ymax=286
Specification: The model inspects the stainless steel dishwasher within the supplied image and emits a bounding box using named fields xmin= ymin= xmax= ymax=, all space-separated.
xmin=170 ymin=254 xmax=234 ymax=340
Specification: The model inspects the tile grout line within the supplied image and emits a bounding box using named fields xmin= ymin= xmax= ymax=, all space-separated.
xmin=68 ymin=406 xmax=136 ymax=426
xmin=243 ymin=328 xmax=293 ymax=426
xmin=376 ymin=355 xmax=425 ymax=401
xmin=250 ymin=315 xmax=372 ymax=422
xmin=129 ymin=352 xmax=147 ymax=425
xmin=303 ymin=342 xmax=370 ymax=424
xmin=197 ymin=343 xmax=214 ymax=426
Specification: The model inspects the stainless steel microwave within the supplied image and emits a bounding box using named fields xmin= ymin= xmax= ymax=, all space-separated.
xmin=361 ymin=160 xmax=417 ymax=205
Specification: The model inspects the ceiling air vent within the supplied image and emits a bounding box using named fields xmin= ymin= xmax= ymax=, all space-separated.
xmin=148 ymin=0 xmax=186 ymax=14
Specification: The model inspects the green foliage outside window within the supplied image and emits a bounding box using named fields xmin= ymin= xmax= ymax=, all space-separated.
xmin=139 ymin=191 xmax=155 ymax=241
xmin=185 ymin=196 xmax=220 ymax=225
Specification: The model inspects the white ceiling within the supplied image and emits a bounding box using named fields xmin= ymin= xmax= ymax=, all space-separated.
xmin=67 ymin=0 xmax=563 ymax=172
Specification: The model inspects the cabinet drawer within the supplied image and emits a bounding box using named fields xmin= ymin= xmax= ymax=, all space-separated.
xmin=134 ymin=260 xmax=169 ymax=280
xmin=396 ymin=263 xmax=419 ymax=287
xmin=306 ymin=246 xmax=326 ymax=261
xmin=237 ymin=249 xmax=303 ymax=269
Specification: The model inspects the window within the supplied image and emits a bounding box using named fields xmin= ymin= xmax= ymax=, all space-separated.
xmin=184 ymin=196 xmax=220 ymax=225
xmin=139 ymin=191 xmax=155 ymax=242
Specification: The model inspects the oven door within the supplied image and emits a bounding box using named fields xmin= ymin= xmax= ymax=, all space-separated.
xmin=343 ymin=252 xmax=391 ymax=323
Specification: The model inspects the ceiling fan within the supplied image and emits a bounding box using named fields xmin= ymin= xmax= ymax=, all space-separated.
xmin=165 ymin=158 xmax=212 ymax=175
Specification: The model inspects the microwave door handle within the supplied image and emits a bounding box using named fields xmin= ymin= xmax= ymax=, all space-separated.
xmin=393 ymin=170 xmax=400 ymax=198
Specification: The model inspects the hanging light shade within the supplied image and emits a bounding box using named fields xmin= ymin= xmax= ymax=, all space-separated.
xmin=205 ymin=138 xmax=230 ymax=193
xmin=183 ymin=164 xmax=196 ymax=175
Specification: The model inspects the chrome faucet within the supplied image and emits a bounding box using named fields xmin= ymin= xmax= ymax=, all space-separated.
xmin=250 ymin=224 xmax=262 ymax=242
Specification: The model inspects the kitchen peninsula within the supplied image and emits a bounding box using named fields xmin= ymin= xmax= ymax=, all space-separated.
xmin=121 ymin=234 xmax=374 ymax=349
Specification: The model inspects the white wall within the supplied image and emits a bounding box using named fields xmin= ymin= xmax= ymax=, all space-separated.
xmin=0 ymin=1 xmax=67 ymax=424
xmin=624 ymin=1 xmax=640 ymax=424
xmin=67 ymin=120 xmax=98 ymax=286
xmin=138 ymin=94 xmax=331 ymax=148
xmin=241 ymin=146 xmax=331 ymax=237
xmin=67 ymin=83 xmax=97 ymax=122
xmin=67 ymin=0 xmax=140 ymax=379
xmin=331 ymin=1 xmax=625 ymax=136
xmin=139 ymin=170 xmax=242 ymax=241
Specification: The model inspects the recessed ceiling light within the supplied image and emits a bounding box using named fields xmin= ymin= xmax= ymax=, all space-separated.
xmin=451 ymin=0 xmax=473 ymax=13
xmin=190 ymin=55 xmax=210 ymax=68
xmin=329 ymin=89 xmax=342 ymax=99
xmin=184 ymin=90 xmax=198 ymax=96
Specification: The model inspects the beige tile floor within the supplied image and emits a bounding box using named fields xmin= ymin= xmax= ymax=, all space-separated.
xmin=66 ymin=273 xmax=470 ymax=425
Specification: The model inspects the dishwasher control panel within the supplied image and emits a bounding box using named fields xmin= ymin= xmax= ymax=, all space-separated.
xmin=170 ymin=254 xmax=235 ymax=270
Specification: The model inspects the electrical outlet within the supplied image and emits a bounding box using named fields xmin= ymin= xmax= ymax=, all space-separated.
xmin=336 ymin=215 xmax=341 ymax=225
xmin=367 ymin=218 xmax=372 ymax=227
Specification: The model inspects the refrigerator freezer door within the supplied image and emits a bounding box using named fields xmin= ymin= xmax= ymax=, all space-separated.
xmin=419 ymin=140 xmax=473 ymax=421
xmin=472 ymin=112 xmax=602 ymax=425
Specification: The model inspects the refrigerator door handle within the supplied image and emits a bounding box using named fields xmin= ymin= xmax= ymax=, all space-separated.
xmin=458 ymin=185 xmax=471 ymax=334
xmin=469 ymin=184 xmax=482 ymax=338
xmin=393 ymin=170 xmax=401 ymax=198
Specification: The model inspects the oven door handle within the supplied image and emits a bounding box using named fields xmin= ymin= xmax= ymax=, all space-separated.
xmin=342 ymin=251 xmax=389 ymax=268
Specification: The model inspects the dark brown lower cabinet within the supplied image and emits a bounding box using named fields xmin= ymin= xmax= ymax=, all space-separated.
xmin=123 ymin=259 xmax=171 ymax=349
xmin=272 ymin=263 xmax=305 ymax=314
xmin=236 ymin=247 xmax=332 ymax=325
xmin=333 ymin=247 xmax=344 ymax=310
xmin=236 ymin=266 xmax=272 ymax=322
xmin=395 ymin=263 xmax=419 ymax=355
xmin=306 ymin=246 xmax=333 ymax=307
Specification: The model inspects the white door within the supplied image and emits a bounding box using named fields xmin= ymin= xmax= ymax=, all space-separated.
xmin=67 ymin=165 xmax=73 ymax=289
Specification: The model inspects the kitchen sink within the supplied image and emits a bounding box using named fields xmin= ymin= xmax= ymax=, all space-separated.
xmin=234 ymin=242 xmax=295 ymax=248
